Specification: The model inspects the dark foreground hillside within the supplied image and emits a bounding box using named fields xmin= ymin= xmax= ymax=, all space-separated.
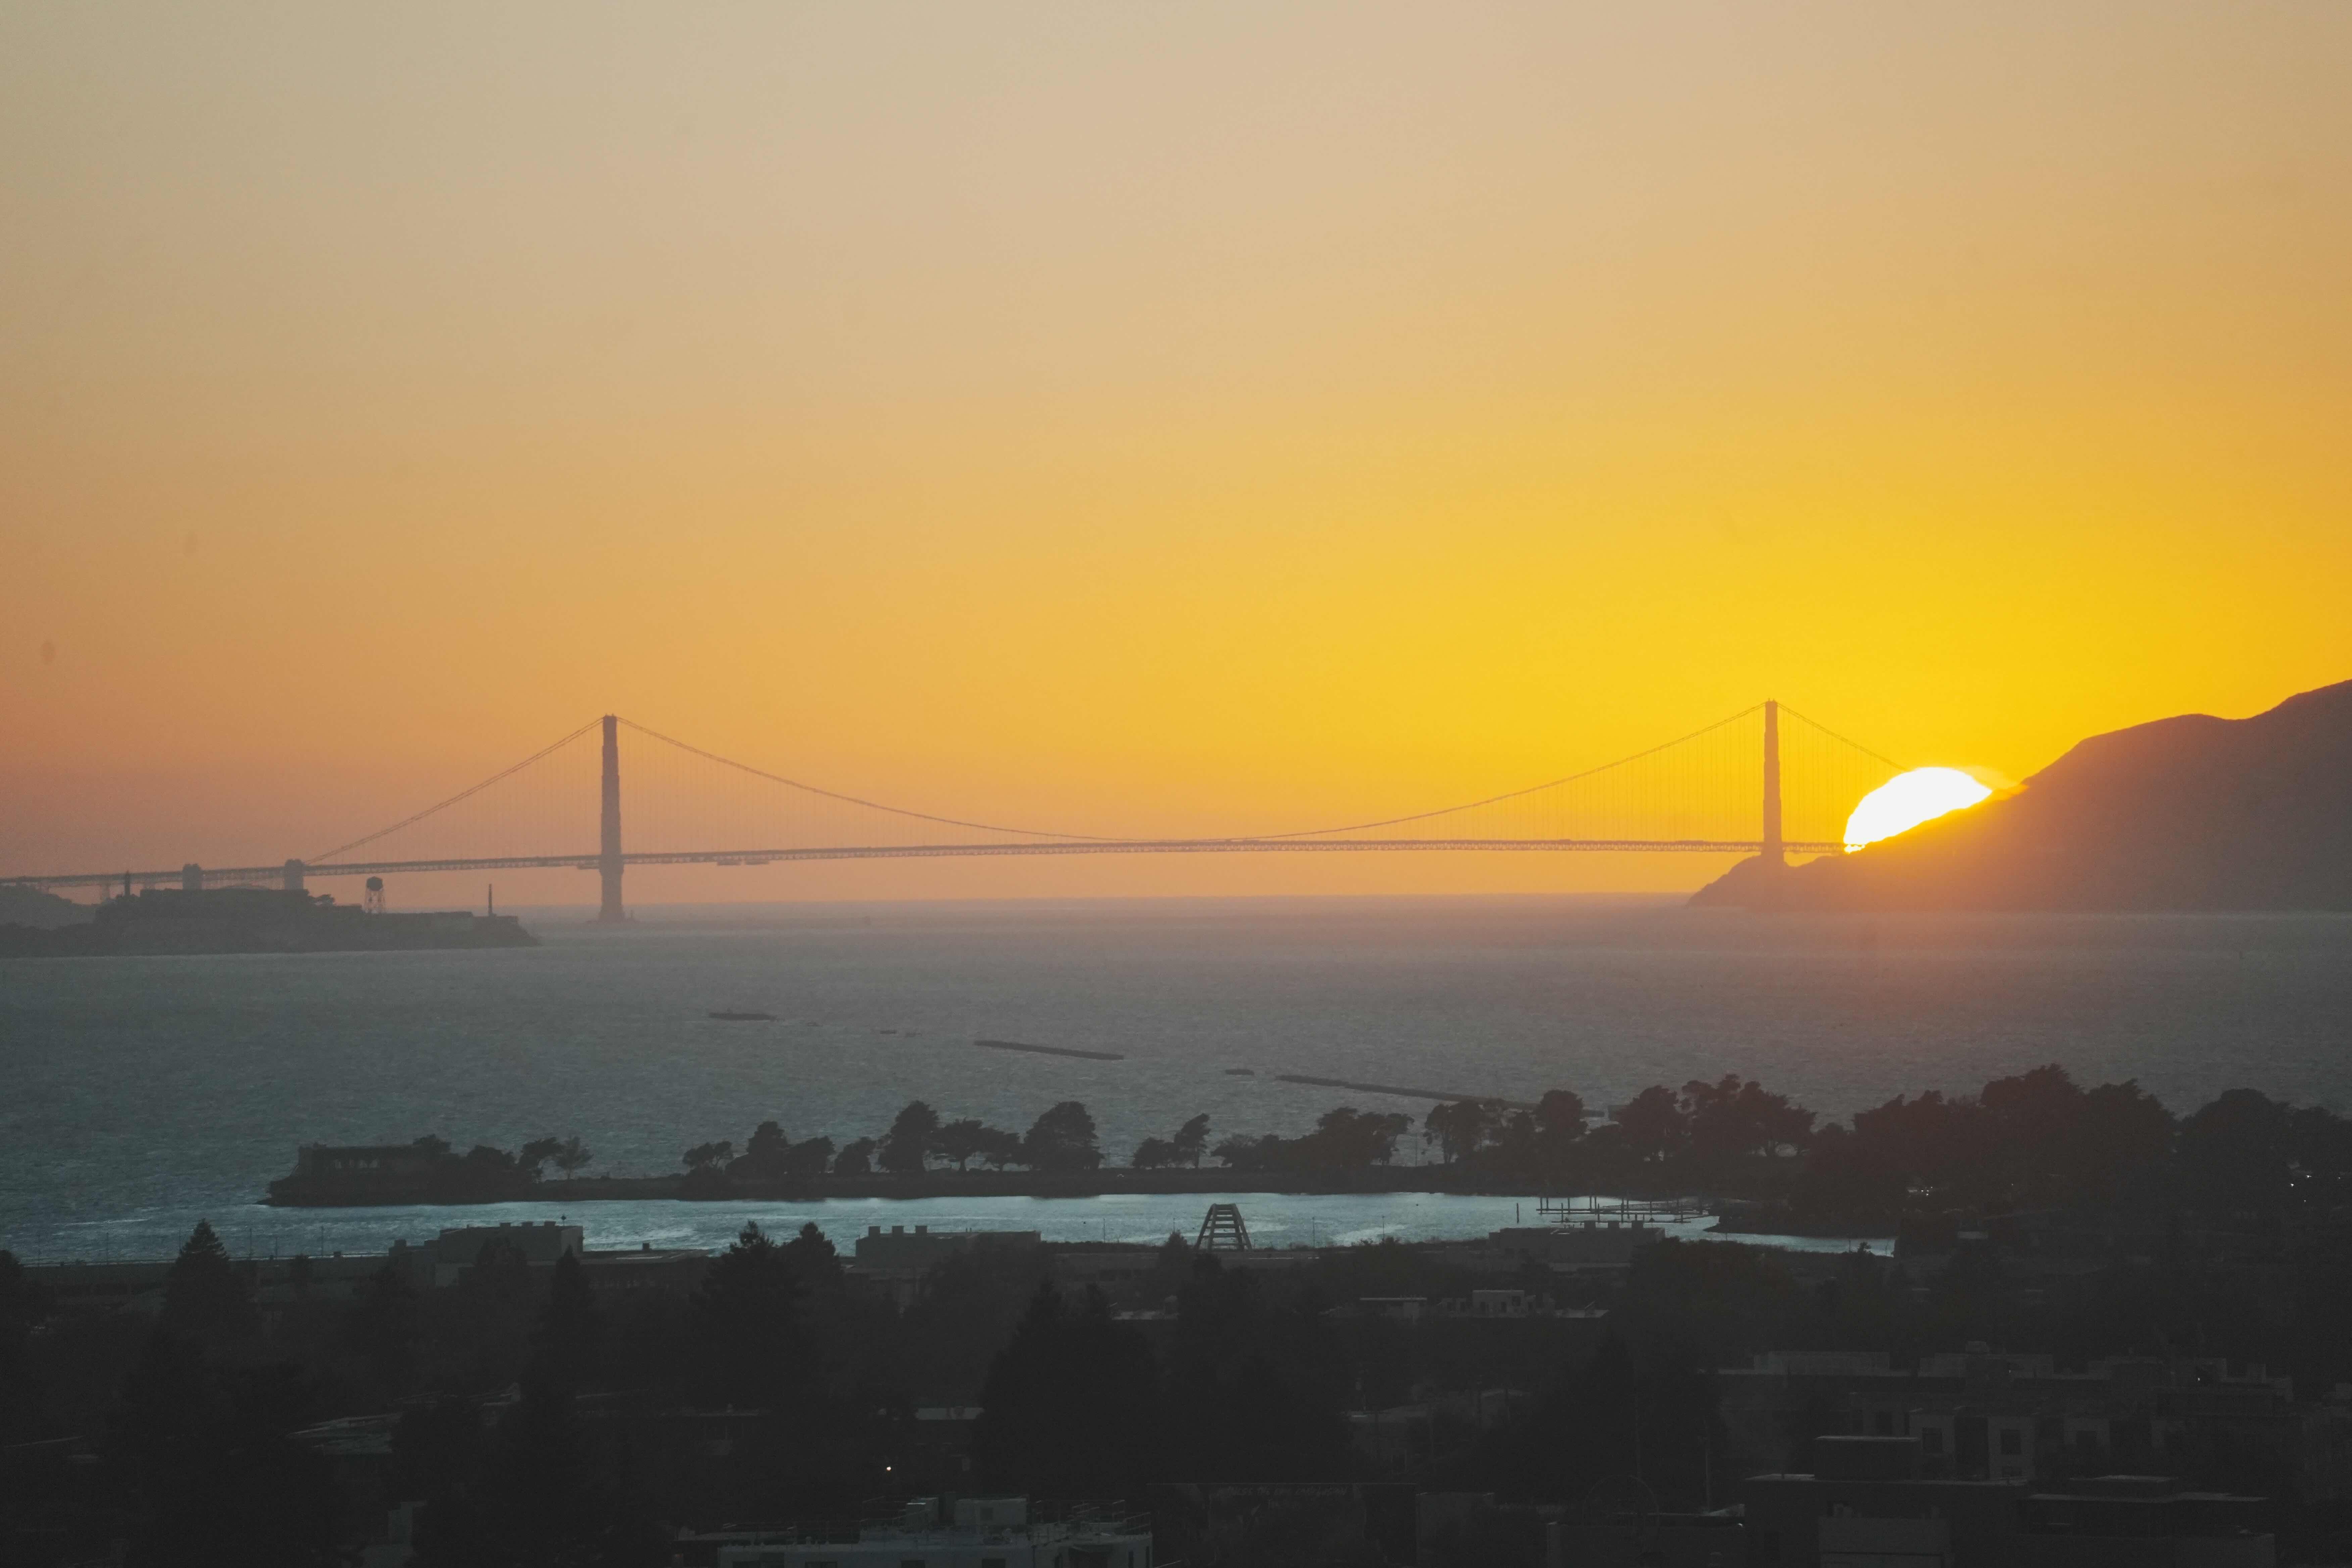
xmin=1697 ymin=678 xmax=2352 ymax=911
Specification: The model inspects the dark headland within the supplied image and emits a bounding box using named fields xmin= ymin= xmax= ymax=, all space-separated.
xmin=1695 ymin=677 xmax=2352 ymax=911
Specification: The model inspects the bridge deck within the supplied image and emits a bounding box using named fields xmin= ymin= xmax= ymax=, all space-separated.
xmin=7 ymin=838 xmax=1844 ymax=892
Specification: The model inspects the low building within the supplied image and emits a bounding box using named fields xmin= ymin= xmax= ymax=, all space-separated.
xmin=1742 ymin=1436 xmax=2026 ymax=1566
xmin=849 ymin=1225 xmax=1045 ymax=1304
xmin=1485 ymin=1222 xmax=1664 ymax=1271
xmin=1150 ymin=1482 xmax=1416 ymax=1568
xmin=278 ymin=1142 xmax=447 ymax=1202
xmin=851 ymin=1225 xmax=1043 ymax=1272
xmin=696 ymin=1497 xmax=1151 ymax=1568
xmin=1358 ymin=1296 xmax=1429 ymax=1323
xmin=1546 ymin=1513 xmax=1746 ymax=1567
xmin=1717 ymin=1343 xmax=2333 ymax=1490
xmin=23 ymin=1229 xmax=693 ymax=1317
xmin=425 ymin=1221 xmax=582 ymax=1285
xmin=1348 ymin=1404 xmax=1434 ymax=1472
xmin=577 ymin=1242 xmax=711 ymax=1295
xmin=29 ymin=1248 xmax=405 ymax=1315
xmin=1740 ymin=1436 xmax=2280 ymax=1567
xmin=2013 ymin=1474 xmax=2273 ymax=1566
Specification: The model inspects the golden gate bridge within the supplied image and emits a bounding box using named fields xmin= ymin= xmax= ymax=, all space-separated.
xmin=3 ymin=701 xmax=1902 ymax=920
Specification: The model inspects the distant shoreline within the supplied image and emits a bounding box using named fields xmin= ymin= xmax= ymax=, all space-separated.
xmin=263 ymin=1166 xmax=1609 ymax=1207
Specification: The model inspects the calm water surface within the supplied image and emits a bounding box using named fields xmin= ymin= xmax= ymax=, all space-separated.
xmin=4 ymin=896 xmax=2347 ymax=1261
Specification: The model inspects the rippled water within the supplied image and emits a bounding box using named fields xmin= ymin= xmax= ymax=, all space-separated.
xmin=4 ymin=896 xmax=2347 ymax=1262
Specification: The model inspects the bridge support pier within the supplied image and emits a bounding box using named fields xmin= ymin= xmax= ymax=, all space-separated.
xmin=181 ymin=863 xmax=201 ymax=892
xmin=283 ymin=859 xmax=306 ymax=894
xmin=1762 ymin=699 xmax=1784 ymax=867
xmin=597 ymin=714 xmax=626 ymax=922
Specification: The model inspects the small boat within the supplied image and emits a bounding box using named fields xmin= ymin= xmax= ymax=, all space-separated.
xmin=707 ymin=1010 xmax=777 ymax=1022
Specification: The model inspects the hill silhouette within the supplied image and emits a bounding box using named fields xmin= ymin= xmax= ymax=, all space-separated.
xmin=0 ymin=885 xmax=92 ymax=929
xmin=1693 ymin=678 xmax=2352 ymax=911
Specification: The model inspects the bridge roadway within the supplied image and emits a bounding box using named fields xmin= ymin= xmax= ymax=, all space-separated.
xmin=6 ymin=837 xmax=1842 ymax=893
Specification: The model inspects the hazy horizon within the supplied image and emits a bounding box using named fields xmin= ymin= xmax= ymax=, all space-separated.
xmin=9 ymin=2 xmax=2351 ymax=900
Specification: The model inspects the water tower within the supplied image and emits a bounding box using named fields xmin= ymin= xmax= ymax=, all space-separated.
xmin=363 ymin=875 xmax=386 ymax=915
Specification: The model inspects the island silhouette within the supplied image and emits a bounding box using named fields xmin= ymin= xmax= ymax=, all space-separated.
xmin=1695 ymin=677 xmax=2352 ymax=911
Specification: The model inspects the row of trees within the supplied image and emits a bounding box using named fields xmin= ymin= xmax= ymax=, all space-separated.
xmin=1209 ymin=1108 xmax=1414 ymax=1172
xmin=1403 ymin=1079 xmax=1813 ymax=1174
xmin=1803 ymin=1068 xmax=2352 ymax=1218
xmin=1396 ymin=1067 xmax=2352 ymax=1221
xmin=676 ymin=1067 xmax=2352 ymax=1219
xmin=401 ymin=1134 xmax=595 ymax=1180
xmin=671 ymin=1082 xmax=1803 ymax=1182
xmin=331 ymin=1135 xmax=596 ymax=1202
xmin=687 ymin=1100 xmax=1105 ymax=1183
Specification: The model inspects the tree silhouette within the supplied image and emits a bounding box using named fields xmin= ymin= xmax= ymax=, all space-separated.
xmin=519 ymin=1136 xmax=564 ymax=1178
xmin=1681 ymin=1076 xmax=1817 ymax=1165
xmin=934 ymin=1118 xmax=991 ymax=1172
xmin=550 ymin=1136 xmax=593 ymax=1180
xmin=1422 ymin=1101 xmax=1503 ymax=1165
xmin=1296 ymin=1107 xmax=1411 ymax=1168
xmin=162 ymin=1220 xmax=255 ymax=1344
xmin=346 ymin=1263 xmax=421 ymax=1392
xmin=534 ymin=1250 xmax=600 ymax=1387
xmin=880 ymin=1101 xmax=941 ymax=1175
xmin=782 ymin=1222 xmax=843 ymax=1288
xmin=1132 ymin=1135 xmax=1179 ymax=1169
xmin=975 ymin=1127 xmax=1027 ymax=1169
xmin=427 ymin=1373 xmax=601 ymax=1567
xmin=739 ymin=1119 xmax=791 ymax=1177
xmin=682 ymin=1140 xmax=734 ymax=1171
xmin=834 ymin=1137 xmax=877 ymax=1176
xmin=1023 ymin=1101 xmax=1101 ymax=1172
xmin=1164 ymin=1256 xmax=1349 ymax=1480
xmin=975 ymin=1282 xmax=1161 ymax=1496
xmin=109 ymin=1328 xmax=340 ymax=1566
xmin=391 ymin=1396 xmax=482 ymax=1546
xmin=783 ymin=1135 xmax=836 ymax=1179
xmin=1138 ymin=1114 xmax=1212 ymax=1169
xmin=1212 ymin=1133 xmax=1286 ymax=1171
xmin=0 ymin=1250 xmax=44 ymax=1443
xmin=689 ymin=1223 xmax=806 ymax=1408
xmin=1172 ymin=1113 xmax=1212 ymax=1167
xmin=1611 ymin=1086 xmax=1687 ymax=1163
xmin=1535 ymin=1089 xmax=1588 ymax=1139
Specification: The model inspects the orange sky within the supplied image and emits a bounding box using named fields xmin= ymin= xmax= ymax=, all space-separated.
xmin=5 ymin=2 xmax=2349 ymax=904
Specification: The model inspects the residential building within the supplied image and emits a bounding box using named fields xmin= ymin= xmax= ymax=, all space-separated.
xmin=698 ymin=1498 xmax=1151 ymax=1568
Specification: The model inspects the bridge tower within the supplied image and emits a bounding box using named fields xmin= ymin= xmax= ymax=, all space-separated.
xmin=598 ymin=714 xmax=626 ymax=922
xmin=1762 ymin=699 xmax=1784 ymax=866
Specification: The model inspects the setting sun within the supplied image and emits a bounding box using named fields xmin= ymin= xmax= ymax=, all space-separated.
xmin=1843 ymin=767 xmax=1995 ymax=851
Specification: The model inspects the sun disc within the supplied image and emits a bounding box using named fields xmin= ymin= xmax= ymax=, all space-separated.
xmin=1843 ymin=767 xmax=1993 ymax=851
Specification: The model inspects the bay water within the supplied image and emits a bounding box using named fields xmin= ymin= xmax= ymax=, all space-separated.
xmin=3 ymin=895 xmax=2346 ymax=1263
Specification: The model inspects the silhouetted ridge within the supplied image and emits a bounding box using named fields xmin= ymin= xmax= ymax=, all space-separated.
xmin=1692 ymin=678 xmax=2352 ymax=911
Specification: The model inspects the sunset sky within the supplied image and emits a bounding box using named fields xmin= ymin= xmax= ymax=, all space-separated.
xmin=5 ymin=2 xmax=2349 ymax=904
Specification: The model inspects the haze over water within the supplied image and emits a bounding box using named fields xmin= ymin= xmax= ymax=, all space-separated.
xmin=5 ymin=896 xmax=2347 ymax=1262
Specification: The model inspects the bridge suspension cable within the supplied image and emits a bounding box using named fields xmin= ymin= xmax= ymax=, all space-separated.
xmin=5 ymin=700 xmax=1911 ymax=898
xmin=1262 ymin=706 xmax=1767 ymax=842
xmin=308 ymin=719 xmax=602 ymax=865
xmin=615 ymin=719 xmax=1126 ymax=843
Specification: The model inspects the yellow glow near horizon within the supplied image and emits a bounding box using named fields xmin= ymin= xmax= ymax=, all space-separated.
xmin=1844 ymin=768 xmax=1994 ymax=852
xmin=3 ymin=5 xmax=2349 ymax=901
